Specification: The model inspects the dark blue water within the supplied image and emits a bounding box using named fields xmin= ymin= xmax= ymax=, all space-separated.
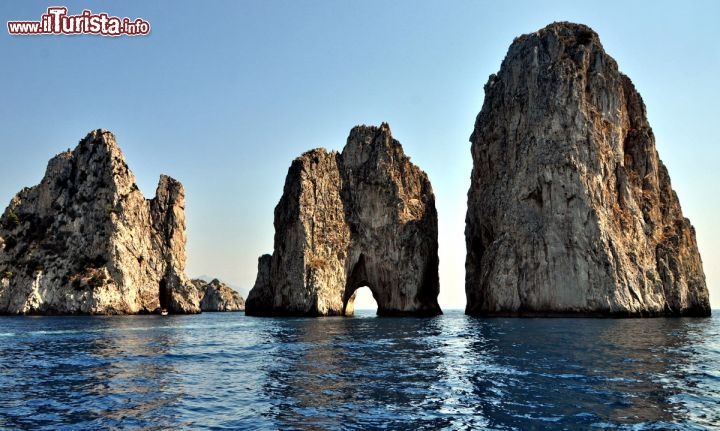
xmin=1 ymin=311 xmax=718 ymax=430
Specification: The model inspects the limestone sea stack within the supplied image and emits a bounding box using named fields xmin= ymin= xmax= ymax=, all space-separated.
xmin=0 ymin=129 xmax=201 ymax=314
xmin=193 ymin=278 xmax=246 ymax=312
xmin=465 ymin=22 xmax=710 ymax=316
xmin=246 ymin=123 xmax=441 ymax=316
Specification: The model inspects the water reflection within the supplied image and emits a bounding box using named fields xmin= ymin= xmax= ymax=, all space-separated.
xmin=263 ymin=315 xmax=452 ymax=430
xmin=431 ymin=313 xmax=495 ymax=429
xmin=84 ymin=317 xmax=182 ymax=428
xmin=256 ymin=313 xmax=720 ymax=430
xmin=0 ymin=316 xmax=183 ymax=429
xmin=1 ymin=312 xmax=718 ymax=430
xmin=458 ymin=317 xmax=719 ymax=430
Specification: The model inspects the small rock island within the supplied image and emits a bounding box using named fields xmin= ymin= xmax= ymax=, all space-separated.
xmin=465 ymin=22 xmax=711 ymax=316
xmin=0 ymin=129 xmax=242 ymax=315
xmin=194 ymin=278 xmax=245 ymax=312
xmin=246 ymin=124 xmax=442 ymax=316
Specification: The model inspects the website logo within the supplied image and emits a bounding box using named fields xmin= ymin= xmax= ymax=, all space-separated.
xmin=7 ymin=7 xmax=151 ymax=36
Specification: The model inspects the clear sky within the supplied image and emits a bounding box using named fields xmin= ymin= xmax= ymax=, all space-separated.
xmin=1 ymin=1 xmax=718 ymax=310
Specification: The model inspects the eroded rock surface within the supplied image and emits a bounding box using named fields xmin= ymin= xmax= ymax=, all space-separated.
xmin=465 ymin=22 xmax=710 ymax=316
xmin=0 ymin=129 xmax=200 ymax=314
xmin=193 ymin=278 xmax=245 ymax=312
xmin=246 ymin=123 xmax=441 ymax=316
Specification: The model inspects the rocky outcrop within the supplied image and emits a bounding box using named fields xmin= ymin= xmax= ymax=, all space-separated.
xmin=246 ymin=123 xmax=441 ymax=316
xmin=0 ymin=129 xmax=201 ymax=314
xmin=465 ymin=22 xmax=710 ymax=316
xmin=193 ymin=278 xmax=245 ymax=312
xmin=247 ymin=255 xmax=273 ymax=313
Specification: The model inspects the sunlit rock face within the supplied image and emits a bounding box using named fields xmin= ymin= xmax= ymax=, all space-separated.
xmin=194 ymin=278 xmax=245 ymax=312
xmin=0 ymin=130 xmax=200 ymax=314
xmin=246 ymin=123 xmax=441 ymax=317
xmin=465 ymin=22 xmax=710 ymax=316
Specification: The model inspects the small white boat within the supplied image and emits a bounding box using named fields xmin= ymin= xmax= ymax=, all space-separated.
xmin=160 ymin=309 xmax=169 ymax=316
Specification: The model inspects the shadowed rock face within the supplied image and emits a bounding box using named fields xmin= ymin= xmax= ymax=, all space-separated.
xmin=246 ymin=123 xmax=441 ymax=317
xmin=0 ymin=129 xmax=200 ymax=314
xmin=465 ymin=22 xmax=710 ymax=316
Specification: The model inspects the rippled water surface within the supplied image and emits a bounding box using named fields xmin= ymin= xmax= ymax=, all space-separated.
xmin=1 ymin=310 xmax=719 ymax=430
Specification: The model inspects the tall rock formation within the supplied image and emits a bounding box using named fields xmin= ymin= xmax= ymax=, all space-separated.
xmin=465 ymin=22 xmax=710 ymax=316
xmin=246 ymin=123 xmax=441 ymax=316
xmin=0 ymin=129 xmax=201 ymax=314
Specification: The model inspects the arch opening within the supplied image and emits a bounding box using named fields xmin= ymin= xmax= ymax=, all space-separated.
xmin=345 ymin=286 xmax=378 ymax=316
xmin=159 ymin=279 xmax=171 ymax=312
xmin=342 ymin=254 xmax=380 ymax=316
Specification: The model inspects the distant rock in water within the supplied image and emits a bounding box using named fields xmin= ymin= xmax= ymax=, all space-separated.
xmin=193 ymin=278 xmax=245 ymax=312
xmin=465 ymin=22 xmax=710 ymax=316
xmin=246 ymin=123 xmax=441 ymax=316
xmin=0 ymin=129 xmax=200 ymax=314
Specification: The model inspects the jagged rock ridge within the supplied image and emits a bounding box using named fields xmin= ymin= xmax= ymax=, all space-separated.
xmin=246 ymin=123 xmax=441 ymax=316
xmin=465 ymin=22 xmax=710 ymax=316
xmin=0 ymin=129 xmax=201 ymax=314
xmin=193 ymin=278 xmax=245 ymax=312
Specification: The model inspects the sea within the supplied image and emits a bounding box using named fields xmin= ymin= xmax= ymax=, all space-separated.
xmin=0 ymin=310 xmax=718 ymax=430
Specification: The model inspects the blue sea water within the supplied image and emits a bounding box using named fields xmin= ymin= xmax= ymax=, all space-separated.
xmin=0 ymin=310 xmax=718 ymax=430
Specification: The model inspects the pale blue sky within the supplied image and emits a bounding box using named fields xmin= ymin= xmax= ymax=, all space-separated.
xmin=1 ymin=1 xmax=718 ymax=309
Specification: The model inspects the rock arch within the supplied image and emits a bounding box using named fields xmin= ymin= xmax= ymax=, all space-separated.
xmin=343 ymin=286 xmax=379 ymax=316
xmin=343 ymin=253 xmax=369 ymax=302
xmin=342 ymin=254 xmax=377 ymax=315
xmin=246 ymin=124 xmax=441 ymax=317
